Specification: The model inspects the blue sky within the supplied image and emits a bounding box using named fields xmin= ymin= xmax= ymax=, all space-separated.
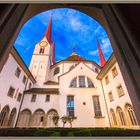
xmin=14 ymin=8 xmax=113 ymax=67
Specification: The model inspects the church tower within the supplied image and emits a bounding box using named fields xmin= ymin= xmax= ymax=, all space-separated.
xmin=96 ymin=36 xmax=106 ymax=67
xmin=29 ymin=17 xmax=53 ymax=86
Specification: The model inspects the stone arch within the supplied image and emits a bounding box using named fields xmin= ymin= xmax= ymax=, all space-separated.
xmin=0 ymin=105 xmax=10 ymax=127
xmin=116 ymin=106 xmax=126 ymax=127
xmin=46 ymin=109 xmax=59 ymax=127
xmin=31 ymin=109 xmax=45 ymax=127
xmin=7 ymin=108 xmax=17 ymax=128
xmin=110 ymin=108 xmax=117 ymax=127
xmin=17 ymin=109 xmax=32 ymax=127
xmin=124 ymin=103 xmax=138 ymax=126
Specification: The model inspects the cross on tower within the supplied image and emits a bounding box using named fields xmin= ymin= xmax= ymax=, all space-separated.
xmin=72 ymin=43 xmax=77 ymax=53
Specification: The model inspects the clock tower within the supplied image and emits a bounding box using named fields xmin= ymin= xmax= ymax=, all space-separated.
xmin=29 ymin=17 xmax=53 ymax=86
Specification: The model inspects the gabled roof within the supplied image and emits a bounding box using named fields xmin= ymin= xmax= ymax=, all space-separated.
xmin=50 ymin=53 xmax=101 ymax=69
xmin=24 ymin=88 xmax=59 ymax=94
xmin=44 ymin=80 xmax=59 ymax=85
xmin=58 ymin=61 xmax=99 ymax=80
xmin=65 ymin=53 xmax=86 ymax=61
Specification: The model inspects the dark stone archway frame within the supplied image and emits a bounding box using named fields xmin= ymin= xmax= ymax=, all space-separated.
xmin=0 ymin=4 xmax=139 ymax=126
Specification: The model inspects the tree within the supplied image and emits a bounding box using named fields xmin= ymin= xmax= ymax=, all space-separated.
xmin=61 ymin=116 xmax=68 ymax=128
xmin=52 ymin=115 xmax=59 ymax=127
xmin=67 ymin=116 xmax=77 ymax=128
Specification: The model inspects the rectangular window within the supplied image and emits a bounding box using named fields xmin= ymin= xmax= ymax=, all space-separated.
xmin=28 ymin=82 xmax=32 ymax=89
xmin=108 ymin=91 xmax=114 ymax=102
xmin=31 ymin=94 xmax=36 ymax=102
xmin=7 ymin=86 xmax=15 ymax=98
xmin=15 ymin=67 xmax=21 ymax=78
xmin=93 ymin=96 xmax=102 ymax=117
xmin=22 ymin=75 xmax=27 ymax=84
xmin=112 ymin=67 xmax=118 ymax=78
xmin=17 ymin=93 xmax=22 ymax=102
xmin=117 ymin=85 xmax=125 ymax=97
xmin=79 ymin=76 xmax=86 ymax=87
xmin=45 ymin=95 xmax=50 ymax=102
xmin=67 ymin=96 xmax=74 ymax=116
xmin=105 ymin=75 xmax=109 ymax=85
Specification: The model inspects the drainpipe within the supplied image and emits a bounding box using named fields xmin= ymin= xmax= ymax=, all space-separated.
xmin=14 ymin=75 xmax=30 ymax=128
xmin=100 ymin=80 xmax=111 ymax=127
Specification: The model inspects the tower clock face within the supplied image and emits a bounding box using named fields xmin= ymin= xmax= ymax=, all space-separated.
xmin=39 ymin=41 xmax=48 ymax=47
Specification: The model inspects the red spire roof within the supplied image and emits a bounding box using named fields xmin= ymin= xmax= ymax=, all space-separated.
xmin=52 ymin=41 xmax=55 ymax=65
xmin=96 ymin=36 xmax=106 ymax=67
xmin=45 ymin=17 xmax=52 ymax=44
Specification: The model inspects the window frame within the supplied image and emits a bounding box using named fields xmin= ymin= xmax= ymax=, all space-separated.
xmin=117 ymin=85 xmax=125 ymax=97
xmin=93 ymin=96 xmax=102 ymax=117
xmin=67 ymin=95 xmax=74 ymax=117
xmin=15 ymin=67 xmax=21 ymax=78
xmin=17 ymin=93 xmax=22 ymax=102
xmin=31 ymin=94 xmax=37 ymax=102
xmin=45 ymin=95 xmax=50 ymax=102
xmin=108 ymin=91 xmax=114 ymax=102
xmin=7 ymin=86 xmax=15 ymax=98
xmin=112 ymin=66 xmax=118 ymax=78
xmin=105 ymin=75 xmax=109 ymax=85
xmin=22 ymin=75 xmax=27 ymax=84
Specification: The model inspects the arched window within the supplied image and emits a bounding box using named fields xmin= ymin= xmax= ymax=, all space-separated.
xmin=116 ymin=107 xmax=126 ymax=126
xmin=18 ymin=109 xmax=31 ymax=127
xmin=39 ymin=48 xmax=45 ymax=54
xmin=32 ymin=109 xmax=45 ymax=127
xmin=125 ymin=104 xmax=138 ymax=126
xmin=47 ymin=109 xmax=58 ymax=127
xmin=87 ymin=77 xmax=94 ymax=87
xmin=8 ymin=108 xmax=17 ymax=127
xmin=69 ymin=76 xmax=94 ymax=88
xmin=110 ymin=109 xmax=117 ymax=126
xmin=0 ymin=105 xmax=10 ymax=127
xmin=70 ymin=77 xmax=77 ymax=87
xmin=54 ymin=67 xmax=60 ymax=75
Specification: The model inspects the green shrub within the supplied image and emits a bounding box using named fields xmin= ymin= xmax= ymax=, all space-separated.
xmin=73 ymin=129 xmax=91 ymax=136
xmin=0 ymin=127 xmax=140 ymax=136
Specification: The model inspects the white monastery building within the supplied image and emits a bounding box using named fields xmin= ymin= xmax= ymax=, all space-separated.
xmin=0 ymin=17 xmax=139 ymax=129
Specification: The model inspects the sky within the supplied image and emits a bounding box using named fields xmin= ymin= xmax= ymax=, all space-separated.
xmin=14 ymin=8 xmax=113 ymax=67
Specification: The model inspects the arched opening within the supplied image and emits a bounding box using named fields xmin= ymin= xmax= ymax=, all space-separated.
xmin=46 ymin=109 xmax=59 ymax=127
xmin=70 ymin=76 xmax=94 ymax=88
xmin=110 ymin=108 xmax=117 ymax=127
xmin=17 ymin=109 xmax=31 ymax=127
xmin=0 ymin=105 xmax=10 ymax=127
xmin=124 ymin=104 xmax=138 ymax=126
xmin=116 ymin=107 xmax=126 ymax=127
xmin=7 ymin=108 xmax=17 ymax=128
xmin=32 ymin=109 xmax=45 ymax=127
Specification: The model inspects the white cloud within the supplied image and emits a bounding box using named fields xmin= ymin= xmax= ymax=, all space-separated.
xmin=88 ymin=50 xmax=98 ymax=56
xmin=94 ymin=26 xmax=101 ymax=34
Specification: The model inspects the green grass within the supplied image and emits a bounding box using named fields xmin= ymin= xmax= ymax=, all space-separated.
xmin=0 ymin=127 xmax=140 ymax=136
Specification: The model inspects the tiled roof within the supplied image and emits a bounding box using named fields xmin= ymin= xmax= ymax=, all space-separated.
xmin=44 ymin=80 xmax=59 ymax=85
xmin=24 ymin=88 xmax=59 ymax=94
